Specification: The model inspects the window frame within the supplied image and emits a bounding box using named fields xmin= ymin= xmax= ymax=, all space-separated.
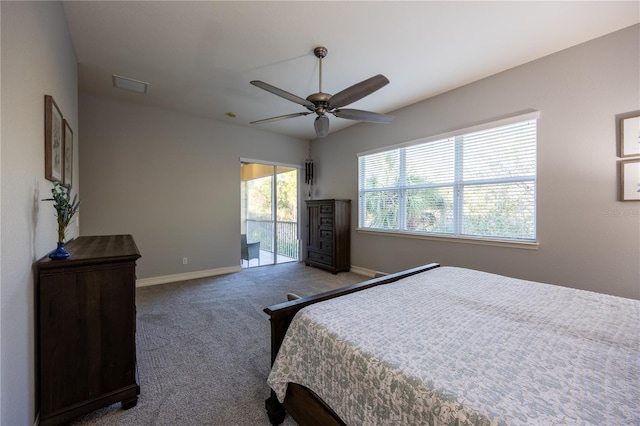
xmin=357 ymin=111 xmax=540 ymax=249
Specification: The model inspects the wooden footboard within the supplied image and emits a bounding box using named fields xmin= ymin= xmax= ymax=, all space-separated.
xmin=263 ymin=263 xmax=440 ymax=425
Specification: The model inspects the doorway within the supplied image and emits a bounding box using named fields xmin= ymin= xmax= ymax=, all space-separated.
xmin=240 ymin=161 xmax=299 ymax=268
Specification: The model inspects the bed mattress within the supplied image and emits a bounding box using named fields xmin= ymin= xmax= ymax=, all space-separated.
xmin=268 ymin=267 xmax=640 ymax=425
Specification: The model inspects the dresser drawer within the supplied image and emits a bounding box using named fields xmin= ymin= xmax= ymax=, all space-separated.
xmin=320 ymin=216 xmax=333 ymax=227
xmin=318 ymin=240 xmax=333 ymax=252
xmin=320 ymin=204 xmax=333 ymax=215
xmin=307 ymin=251 xmax=333 ymax=266
xmin=320 ymin=229 xmax=333 ymax=240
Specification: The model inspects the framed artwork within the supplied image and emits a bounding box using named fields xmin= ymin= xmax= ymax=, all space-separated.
xmin=44 ymin=95 xmax=64 ymax=182
xmin=620 ymin=114 xmax=640 ymax=157
xmin=620 ymin=159 xmax=640 ymax=201
xmin=63 ymin=119 xmax=73 ymax=187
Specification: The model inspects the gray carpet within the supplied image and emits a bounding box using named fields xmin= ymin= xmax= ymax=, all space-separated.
xmin=70 ymin=262 xmax=367 ymax=426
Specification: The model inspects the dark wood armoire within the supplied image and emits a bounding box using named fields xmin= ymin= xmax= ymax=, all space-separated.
xmin=305 ymin=199 xmax=350 ymax=274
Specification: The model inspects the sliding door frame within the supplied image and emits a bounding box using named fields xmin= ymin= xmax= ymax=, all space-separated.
xmin=240 ymin=158 xmax=302 ymax=266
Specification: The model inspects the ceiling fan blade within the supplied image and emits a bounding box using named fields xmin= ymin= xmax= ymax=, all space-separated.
xmin=328 ymin=74 xmax=390 ymax=108
xmin=314 ymin=115 xmax=330 ymax=138
xmin=250 ymin=112 xmax=311 ymax=124
xmin=250 ymin=80 xmax=315 ymax=109
xmin=333 ymin=108 xmax=394 ymax=123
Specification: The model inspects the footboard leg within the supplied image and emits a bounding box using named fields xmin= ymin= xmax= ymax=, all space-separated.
xmin=265 ymin=390 xmax=286 ymax=425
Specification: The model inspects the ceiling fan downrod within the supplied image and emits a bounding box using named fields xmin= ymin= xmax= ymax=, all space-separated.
xmin=314 ymin=46 xmax=327 ymax=94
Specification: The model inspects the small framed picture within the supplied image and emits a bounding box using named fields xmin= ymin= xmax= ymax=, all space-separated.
xmin=620 ymin=159 xmax=640 ymax=201
xmin=62 ymin=119 xmax=73 ymax=187
xmin=620 ymin=114 xmax=640 ymax=157
xmin=44 ymin=95 xmax=64 ymax=183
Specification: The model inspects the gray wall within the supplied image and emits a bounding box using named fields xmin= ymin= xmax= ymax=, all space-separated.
xmin=311 ymin=24 xmax=640 ymax=299
xmin=79 ymin=94 xmax=309 ymax=279
xmin=0 ymin=2 xmax=79 ymax=424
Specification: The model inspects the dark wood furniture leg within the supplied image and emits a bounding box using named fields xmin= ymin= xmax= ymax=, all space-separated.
xmin=265 ymin=390 xmax=286 ymax=425
xmin=121 ymin=395 xmax=138 ymax=410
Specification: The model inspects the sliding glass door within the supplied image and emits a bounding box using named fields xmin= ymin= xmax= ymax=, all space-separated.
xmin=240 ymin=161 xmax=299 ymax=267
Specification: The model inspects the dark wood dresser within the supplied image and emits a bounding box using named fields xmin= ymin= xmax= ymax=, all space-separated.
xmin=35 ymin=235 xmax=141 ymax=426
xmin=305 ymin=199 xmax=350 ymax=273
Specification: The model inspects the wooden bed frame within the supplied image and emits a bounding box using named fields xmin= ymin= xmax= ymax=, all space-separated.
xmin=263 ymin=263 xmax=440 ymax=426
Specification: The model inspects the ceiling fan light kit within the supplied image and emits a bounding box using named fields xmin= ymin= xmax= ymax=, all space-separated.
xmin=250 ymin=46 xmax=394 ymax=138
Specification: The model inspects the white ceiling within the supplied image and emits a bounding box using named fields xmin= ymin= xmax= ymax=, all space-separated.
xmin=62 ymin=1 xmax=639 ymax=141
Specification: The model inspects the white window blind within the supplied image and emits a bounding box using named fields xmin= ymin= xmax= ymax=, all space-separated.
xmin=358 ymin=116 xmax=537 ymax=242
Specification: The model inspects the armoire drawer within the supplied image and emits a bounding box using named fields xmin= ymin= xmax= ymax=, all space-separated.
xmin=307 ymin=250 xmax=333 ymax=266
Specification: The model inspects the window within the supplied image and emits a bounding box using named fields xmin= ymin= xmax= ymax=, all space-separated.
xmin=358 ymin=114 xmax=537 ymax=243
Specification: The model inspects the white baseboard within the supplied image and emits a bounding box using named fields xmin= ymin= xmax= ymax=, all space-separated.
xmin=136 ymin=264 xmax=383 ymax=288
xmin=136 ymin=266 xmax=242 ymax=287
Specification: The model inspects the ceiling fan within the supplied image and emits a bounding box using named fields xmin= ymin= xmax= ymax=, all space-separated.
xmin=250 ymin=46 xmax=394 ymax=138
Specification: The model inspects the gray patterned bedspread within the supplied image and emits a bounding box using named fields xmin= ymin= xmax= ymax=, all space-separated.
xmin=267 ymin=267 xmax=640 ymax=425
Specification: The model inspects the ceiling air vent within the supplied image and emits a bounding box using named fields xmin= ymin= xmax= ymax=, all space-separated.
xmin=112 ymin=75 xmax=149 ymax=94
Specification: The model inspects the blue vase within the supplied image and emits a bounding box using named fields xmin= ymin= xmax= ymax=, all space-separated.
xmin=49 ymin=242 xmax=70 ymax=259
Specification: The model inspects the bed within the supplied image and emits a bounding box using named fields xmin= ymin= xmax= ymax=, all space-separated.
xmin=263 ymin=264 xmax=640 ymax=426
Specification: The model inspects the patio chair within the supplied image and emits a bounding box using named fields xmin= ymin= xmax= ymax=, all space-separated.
xmin=241 ymin=234 xmax=260 ymax=266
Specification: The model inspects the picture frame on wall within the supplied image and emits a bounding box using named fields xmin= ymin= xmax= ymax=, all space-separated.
xmin=620 ymin=114 xmax=640 ymax=157
xmin=620 ymin=159 xmax=640 ymax=201
xmin=44 ymin=95 xmax=64 ymax=183
xmin=63 ymin=119 xmax=73 ymax=187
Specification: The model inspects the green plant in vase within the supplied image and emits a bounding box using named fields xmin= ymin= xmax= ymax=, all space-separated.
xmin=42 ymin=181 xmax=80 ymax=258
